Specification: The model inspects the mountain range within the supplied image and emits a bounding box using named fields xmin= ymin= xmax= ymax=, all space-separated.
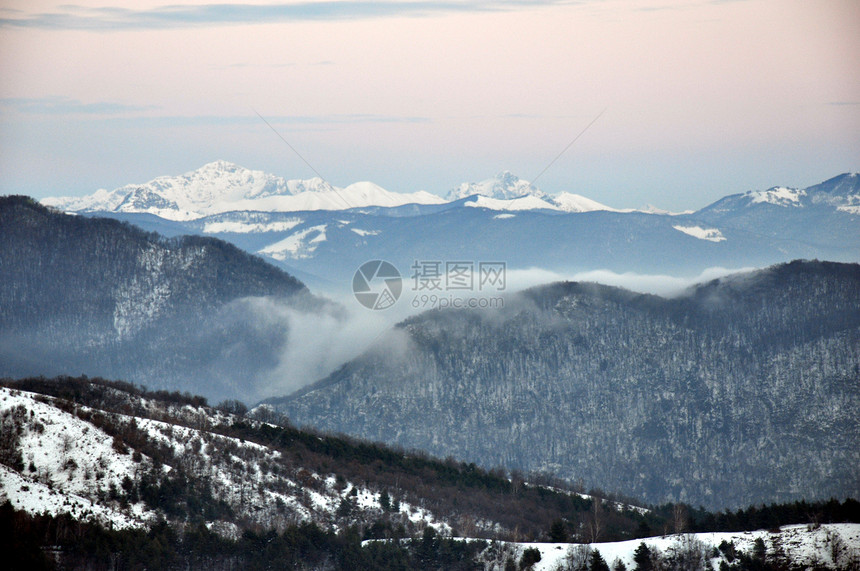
xmin=42 ymin=160 xmax=629 ymax=218
xmin=41 ymin=163 xmax=860 ymax=292
xmin=5 ymin=166 xmax=860 ymax=513
xmin=42 ymin=160 xmax=445 ymax=220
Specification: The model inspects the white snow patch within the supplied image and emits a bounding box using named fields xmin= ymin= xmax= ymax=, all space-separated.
xmin=350 ymin=228 xmax=380 ymax=236
xmin=258 ymin=224 xmax=327 ymax=260
xmin=673 ymin=225 xmax=726 ymax=242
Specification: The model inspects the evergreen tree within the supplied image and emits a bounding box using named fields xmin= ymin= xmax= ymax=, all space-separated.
xmin=633 ymin=542 xmax=653 ymax=571
xmin=379 ymin=489 xmax=391 ymax=512
xmin=590 ymin=549 xmax=610 ymax=571
xmin=549 ymin=519 xmax=568 ymax=542
xmin=520 ymin=546 xmax=542 ymax=569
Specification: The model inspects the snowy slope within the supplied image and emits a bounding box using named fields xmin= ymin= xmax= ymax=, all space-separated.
xmin=552 ymin=191 xmax=620 ymax=213
xmin=2 ymin=378 xmax=858 ymax=568
xmin=0 ymin=386 xmax=455 ymax=536
xmin=0 ymin=387 xmax=157 ymax=529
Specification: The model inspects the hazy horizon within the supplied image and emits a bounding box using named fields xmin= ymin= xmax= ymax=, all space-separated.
xmin=1 ymin=0 xmax=859 ymax=210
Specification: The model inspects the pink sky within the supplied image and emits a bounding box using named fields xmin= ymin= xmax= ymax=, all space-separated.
xmin=1 ymin=0 xmax=858 ymax=209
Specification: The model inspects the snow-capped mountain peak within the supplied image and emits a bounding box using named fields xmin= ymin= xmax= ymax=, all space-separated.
xmin=446 ymin=171 xmax=547 ymax=201
xmin=42 ymin=162 xmax=633 ymax=219
xmin=445 ymin=172 xmax=627 ymax=213
xmin=43 ymin=160 xmax=298 ymax=220
xmin=285 ymin=176 xmax=336 ymax=195
xmin=145 ymin=159 xmax=295 ymax=203
xmin=43 ymin=162 xmax=445 ymax=220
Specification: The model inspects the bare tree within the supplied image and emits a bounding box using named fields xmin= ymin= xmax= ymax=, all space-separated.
xmin=589 ymin=499 xmax=604 ymax=543
xmin=672 ymin=504 xmax=688 ymax=534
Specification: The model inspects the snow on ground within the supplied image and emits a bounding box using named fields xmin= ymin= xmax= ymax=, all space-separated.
xmin=0 ymin=387 xmax=157 ymax=528
xmin=1 ymin=388 xmax=141 ymax=498
xmin=673 ymin=225 xmax=727 ymax=242
xmin=0 ymin=386 xmax=459 ymax=537
xmin=0 ymin=464 xmax=144 ymax=529
xmin=509 ymin=524 xmax=860 ymax=571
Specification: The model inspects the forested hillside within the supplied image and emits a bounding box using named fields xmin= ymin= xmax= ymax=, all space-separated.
xmin=0 ymin=196 xmax=314 ymax=402
xmin=274 ymin=261 xmax=860 ymax=510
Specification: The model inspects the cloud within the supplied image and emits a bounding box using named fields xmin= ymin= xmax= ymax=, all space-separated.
xmin=506 ymin=266 xmax=759 ymax=297
xmin=210 ymin=62 xmax=298 ymax=69
xmin=0 ymin=99 xmax=429 ymax=126
xmin=232 ymin=264 xmax=764 ymax=400
xmin=109 ymin=113 xmax=430 ymax=127
xmin=0 ymin=1 xmax=575 ymax=31
xmin=236 ymin=294 xmax=403 ymax=399
xmin=1 ymin=96 xmax=156 ymax=115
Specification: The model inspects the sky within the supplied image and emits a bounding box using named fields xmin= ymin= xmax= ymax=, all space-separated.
xmin=0 ymin=0 xmax=858 ymax=211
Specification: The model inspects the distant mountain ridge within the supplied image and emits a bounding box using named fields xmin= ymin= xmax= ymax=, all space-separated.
xmin=42 ymin=162 xmax=860 ymax=220
xmin=42 ymin=161 xmax=446 ymax=220
xmin=699 ymin=173 xmax=860 ymax=215
xmin=42 ymin=161 xmax=647 ymax=219
xmin=39 ymin=164 xmax=860 ymax=292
